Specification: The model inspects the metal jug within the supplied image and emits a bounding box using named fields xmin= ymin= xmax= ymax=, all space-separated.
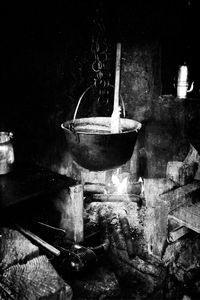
xmin=0 ymin=132 xmax=15 ymax=175
xmin=177 ymin=64 xmax=194 ymax=99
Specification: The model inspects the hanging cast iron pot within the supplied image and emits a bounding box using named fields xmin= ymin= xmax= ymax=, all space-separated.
xmin=61 ymin=85 xmax=142 ymax=171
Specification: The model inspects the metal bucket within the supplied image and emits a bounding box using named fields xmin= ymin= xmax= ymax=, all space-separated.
xmin=61 ymin=86 xmax=142 ymax=171
xmin=0 ymin=132 xmax=15 ymax=175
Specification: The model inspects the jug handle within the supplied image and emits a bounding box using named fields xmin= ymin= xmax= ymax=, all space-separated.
xmin=187 ymin=81 xmax=194 ymax=93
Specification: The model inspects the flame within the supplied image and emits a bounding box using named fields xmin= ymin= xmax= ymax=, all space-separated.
xmin=111 ymin=173 xmax=128 ymax=195
xmin=138 ymin=177 xmax=144 ymax=196
xmin=110 ymin=173 xmax=144 ymax=196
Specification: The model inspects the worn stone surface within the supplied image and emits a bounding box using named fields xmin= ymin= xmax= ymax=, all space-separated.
xmin=0 ymin=227 xmax=72 ymax=300
xmin=0 ymin=255 xmax=73 ymax=300
xmin=0 ymin=228 xmax=39 ymax=271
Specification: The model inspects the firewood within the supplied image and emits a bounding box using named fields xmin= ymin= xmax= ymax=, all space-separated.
xmin=119 ymin=216 xmax=135 ymax=258
xmin=108 ymin=216 xmax=127 ymax=252
xmin=109 ymin=232 xmax=164 ymax=278
xmin=83 ymin=183 xmax=106 ymax=194
xmin=128 ymin=256 xmax=164 ymax=278
xmin=90 ymin=193 xmax=143 ymax=204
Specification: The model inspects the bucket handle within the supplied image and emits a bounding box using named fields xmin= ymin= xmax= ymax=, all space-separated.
xmin=73 ymin=84 xmax=126 ymax=122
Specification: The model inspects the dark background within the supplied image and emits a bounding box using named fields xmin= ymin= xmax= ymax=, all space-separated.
xmin=0 ymin=0 xmax=199 ymax=165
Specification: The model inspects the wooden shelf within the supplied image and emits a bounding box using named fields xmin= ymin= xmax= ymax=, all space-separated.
xmin=169 ymin=200 xmax=200 ymax=234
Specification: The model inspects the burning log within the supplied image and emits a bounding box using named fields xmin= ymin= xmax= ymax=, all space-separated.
xmin=128 ymin=256 xmax=165 ymax=277
xmin=107 ymin=216 xmax=163 ymax=277
xmin=108 ymin=215 xmax=128 ymax=252
xmin=90 ymin=193 xmax=144 ymax=205
xmin=83 ymin=181 xmax=142 ymax=195
xmin=84 ymin=201 xmax=166 ymax=297
xmin=108 ymin=227 xmax=166 ymax=296
xmin=119 ymin=216 xmax=135 ymax=258
xmin=83 ymin=183 xmax=106 ymax=194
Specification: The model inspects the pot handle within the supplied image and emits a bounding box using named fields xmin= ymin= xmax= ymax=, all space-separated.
xmin=73 ymin=84 xmax=126 ymax=122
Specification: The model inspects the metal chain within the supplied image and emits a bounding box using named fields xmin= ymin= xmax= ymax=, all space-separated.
xmin=91 ymin=9 xmax=112 ymax=108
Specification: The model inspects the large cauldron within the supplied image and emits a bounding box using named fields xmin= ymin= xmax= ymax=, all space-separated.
xmin=61 ymin=117 xmax=141 ymax=171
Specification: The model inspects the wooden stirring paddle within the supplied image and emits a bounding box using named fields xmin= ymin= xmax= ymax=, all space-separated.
xmin=111 ymin=42 xmax=122 ymax=133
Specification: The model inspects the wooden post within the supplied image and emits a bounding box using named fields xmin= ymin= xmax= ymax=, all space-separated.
xmin=143 ymin=179 xmax=174 ymax=258
xmin=58 ymin=184 xmax=84 ymax=243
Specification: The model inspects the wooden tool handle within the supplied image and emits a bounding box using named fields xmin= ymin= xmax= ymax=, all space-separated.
xmin=111 ymin=43 xmax=122 ymax=133
xmin=113 ymin=42 xmax=121 ymax=111
xmin=15 ymin=224 xmax=61 ymax=257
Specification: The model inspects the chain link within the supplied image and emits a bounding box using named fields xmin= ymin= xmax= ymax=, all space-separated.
xmin=91 ymin=9 xmax=112 ymax=108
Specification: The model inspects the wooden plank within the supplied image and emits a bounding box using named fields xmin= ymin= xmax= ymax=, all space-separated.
xmin=169 ymin=201 xmax=200 ymax=233
xmin=168 ymin=225 xmax=191 ymax=242
xmin=159 ymin=181 xmax=200 ymax=212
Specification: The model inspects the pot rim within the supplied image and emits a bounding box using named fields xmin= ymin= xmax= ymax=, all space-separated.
xmin=61 ymin=117 xmax=142 ymax=136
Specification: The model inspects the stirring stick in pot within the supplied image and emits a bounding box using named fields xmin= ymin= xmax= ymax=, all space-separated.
xmin=111 ymin=42 xmax=122 ymax=133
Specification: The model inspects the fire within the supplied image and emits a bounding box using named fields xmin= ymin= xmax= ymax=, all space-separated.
xmin=110 ymin=171 xmax=144 ymax=196
xmin=111 ymin=172 xmax=129 ymax=195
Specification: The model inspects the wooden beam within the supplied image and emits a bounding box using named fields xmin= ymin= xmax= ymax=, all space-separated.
xmin=159 ymin=181 xmax=200 ymax=212
xmin=168 ymin=225 xmax=191 ymax=242
xmin=169 ymin=200 xmax=200 ymax=234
